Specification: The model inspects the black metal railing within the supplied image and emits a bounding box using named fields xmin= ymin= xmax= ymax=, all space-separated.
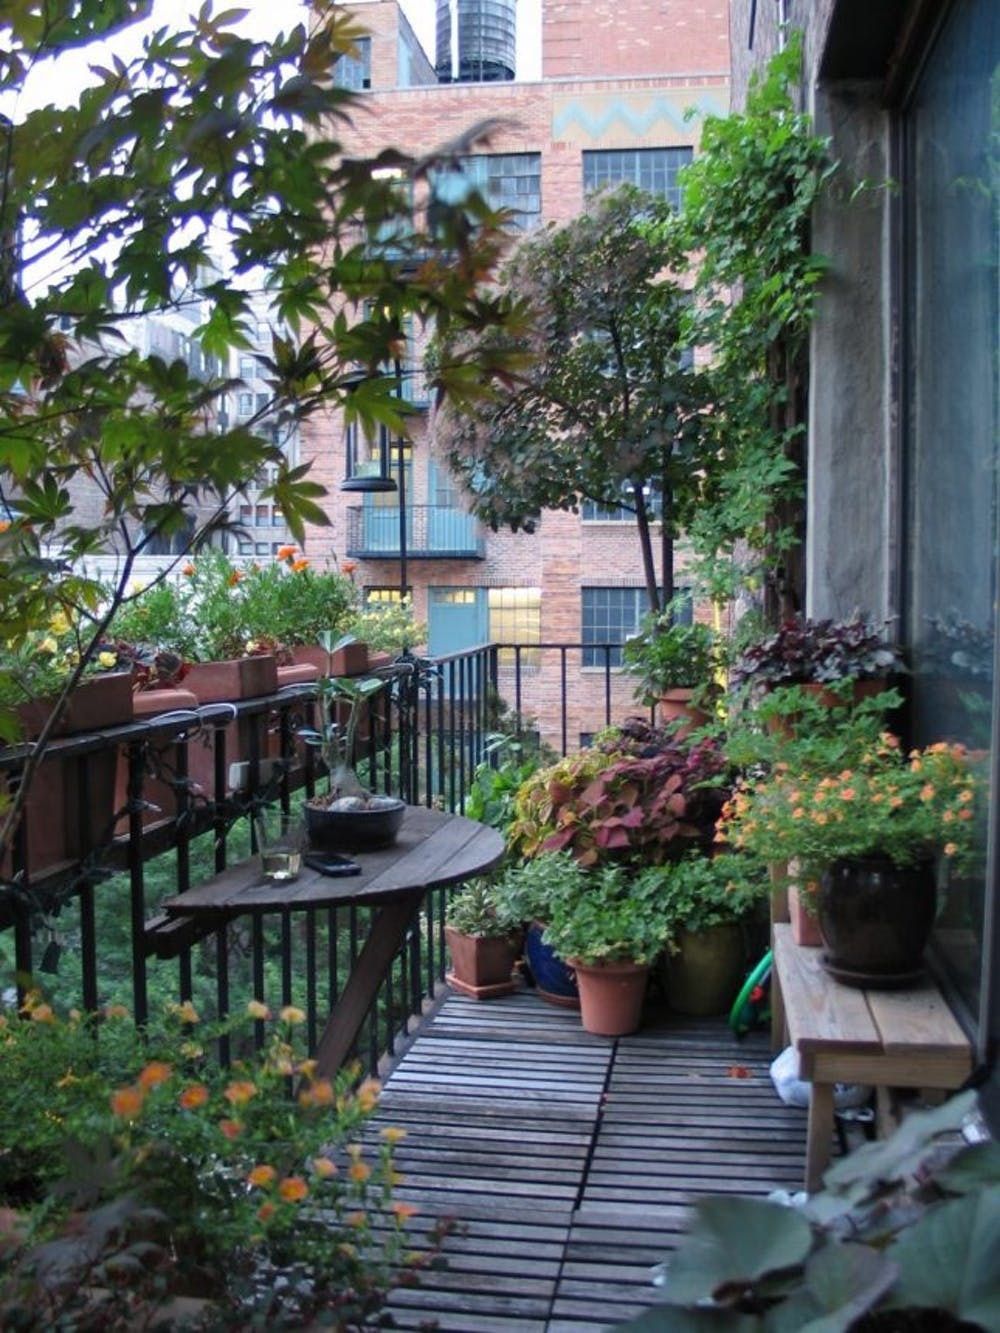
xmin=0 ymin=642 xmax=629 ymax=1074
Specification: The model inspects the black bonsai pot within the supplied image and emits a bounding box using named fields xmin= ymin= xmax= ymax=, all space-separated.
xmin=818 ymin=853 xmax=937 ymax=988
xmin=304 ymin=797 xmax=405 ymax=852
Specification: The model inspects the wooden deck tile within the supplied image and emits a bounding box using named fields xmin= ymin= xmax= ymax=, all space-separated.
xmin=371 ymin=991 xmax=808 ymax=1330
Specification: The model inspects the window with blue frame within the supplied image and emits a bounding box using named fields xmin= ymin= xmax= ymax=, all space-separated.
xmin=582 ymin=147 xmax=693 ymax=210
xmin=334 ymin=36 xmax=371 ymax=90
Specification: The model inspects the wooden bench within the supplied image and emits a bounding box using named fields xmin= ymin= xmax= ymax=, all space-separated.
xmin=771 ymin=924 xmax=973 ymax=1191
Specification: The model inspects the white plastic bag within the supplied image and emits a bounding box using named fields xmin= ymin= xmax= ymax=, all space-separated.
xmin=769 ymin=1045 xmax=871 ymax=1110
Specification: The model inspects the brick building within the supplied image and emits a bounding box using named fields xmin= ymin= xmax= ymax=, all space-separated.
xmin=300 ymin=0 xmax=730 ymax=748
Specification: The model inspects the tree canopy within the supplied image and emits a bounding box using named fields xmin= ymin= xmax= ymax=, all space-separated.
xmin=0 ymin=0 xmax=519 ymax=856
xmin=435 ymin=186 xmax=713 ymax=612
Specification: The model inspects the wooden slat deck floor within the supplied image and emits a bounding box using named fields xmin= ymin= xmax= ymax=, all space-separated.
xmin=364 ymin=989 xmax=809 ymax=1331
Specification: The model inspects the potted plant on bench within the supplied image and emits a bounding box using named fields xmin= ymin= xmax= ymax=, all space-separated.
xmin=622 ymin=596 xmax=720 ymax=734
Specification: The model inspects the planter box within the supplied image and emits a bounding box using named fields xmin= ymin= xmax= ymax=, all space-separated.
xmin=290 ymin=643 xmax=369 ymax=678
xmin=276 ymin=662 xmax=319 ymax=688
xmin=184 ymin=655 xmax=278 ymax=704
xmin=114 ymin=688 xmax=200 ymax=834
xmin=789 ymin=879 xmax=823 ymax=947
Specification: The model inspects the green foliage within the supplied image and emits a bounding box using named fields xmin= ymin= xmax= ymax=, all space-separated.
xmin=637 ymin=853 xmax=768 ymax=947
xmin=542 ymin=863 xmax=672 ymax=966
xmin=464 ymin=731 xmax=551 ymax=834
xmin=445 ymin=879 xmax=520 ymax=938
xmin=719 ymin=735 xmax=983 ymax=881
xmin=239 ymin=550 xmax=359 ymax=648
xmin=0 ymin=996 xmax=425 ymax=1326
xmin=490 ymin=851 xmax=590 ymax=926
xmin=729 ymin=615 xmax=905 ymax=692
xmin=349 ymin=597 xmax=426 ymax=654
xmin=437 ymin=186 xmax=713 ymax=610
xmin=630 ymin=1091 xmax=1000 ymax=1332
xmin=0 ymin=0 xmax=522 ymax=861
xmin=298 ymin=662 xmax=392 ymax=798
xmin=622 ymin=598 xmax=721 ymax=701
xmin=677 ymin=34 xmax=837 ymax=608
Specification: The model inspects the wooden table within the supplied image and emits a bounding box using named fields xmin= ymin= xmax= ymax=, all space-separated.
xmin=771 ymin=924 xmax=972 ymax=1191
xmin=155 ymin=806 xmax=504 ymax=1075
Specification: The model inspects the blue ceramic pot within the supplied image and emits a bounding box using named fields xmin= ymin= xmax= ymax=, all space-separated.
xmin=525 ymin=921 xmax=579 ymax=1008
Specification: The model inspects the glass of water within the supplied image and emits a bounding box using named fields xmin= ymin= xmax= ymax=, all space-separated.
xmin=254 ymin=809 xmax=304 ymax=884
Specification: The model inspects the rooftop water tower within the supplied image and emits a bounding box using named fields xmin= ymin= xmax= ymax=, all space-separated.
xmin=435 ymin=0 xmax=516 ymax=83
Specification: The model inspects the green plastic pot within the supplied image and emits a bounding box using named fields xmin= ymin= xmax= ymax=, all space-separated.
xmin=664 ymin=921 xmax=746 ymax=1017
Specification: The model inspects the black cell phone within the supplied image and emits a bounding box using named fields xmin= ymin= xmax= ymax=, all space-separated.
xmin=303 ymin=852 xmax=362 ymax=877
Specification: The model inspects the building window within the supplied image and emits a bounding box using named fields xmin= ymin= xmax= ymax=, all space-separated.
xmin=365 ymin=587 xmax=411 ymax=605
xmin=581 ymin=486 xmax=665 ymax=522
xmin=582 ymin=147 xmax=693 ymax=210
xmin=237 ymin=391 xmax=254 ymax=417
xmin=334 ymin=35 xmax=371 ymax=90
xmin=432 ymin=153 xmax=542 ymax=231
xmin=581 ymin=587 xmax=650 ymax=667
xmin=239 ymin=355 xmax=257 ymax=380
xmin=488 ymin=588 xmax=541 ymax=668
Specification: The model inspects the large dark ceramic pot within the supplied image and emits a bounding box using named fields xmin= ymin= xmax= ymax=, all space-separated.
xmin=524 ymin=921 xmax=579 ymax=1009
xmin=818 ymin=853 xmax=937 ymax=988
xmin=304 ymin=798 xmax=405 ymax=852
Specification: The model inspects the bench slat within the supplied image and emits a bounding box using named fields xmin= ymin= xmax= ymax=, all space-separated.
xmin=866 ymin=986 xmax=972 ymax=1060
xmin=772 ymin=925 xmax=882 ymax=1056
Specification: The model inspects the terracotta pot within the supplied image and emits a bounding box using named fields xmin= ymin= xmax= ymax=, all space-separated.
xmin=766 ymin=678 xmax=891 ymax=738
xmin=663 ymin=922 xmax=746 ymax=1016
xmin=789 ymin=880 xmax=823 ymax=947
xmin=657 ymin=688 xmax=710 ymax=737
xmin=445 ymin=926 xmax=521 ymax=994
xmin=570 ymin=958 xmax=650 ymax=1036
xmin=5 ymin=674 xmax=134 ymax=878
xmin=290 ymin=642 xmax=369 ymax=678
xmin=114 ymin=688 xmax=200 ymax=834
xmin=184 ymin=655 xmax=278 ymax=704
xmin=818 ymin=853 xmax=937 ymax=987
xmin=276 ymin=662 xmax=319 ymax=688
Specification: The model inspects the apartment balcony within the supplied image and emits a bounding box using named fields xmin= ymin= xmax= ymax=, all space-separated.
xmin=346 ymin=504 xmax=485 ymax=559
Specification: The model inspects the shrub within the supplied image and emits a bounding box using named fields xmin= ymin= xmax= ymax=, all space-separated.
xmin=622 ymin=599 xmax=720 ymax=702
xmin=729 ymin=614 xmax=904 ymax=692
xmin=542 ymin=864 xmax=673 ymax=965
xmin=446 ymin=880 xmax=521 ymax=938
xmin=491 ymin=851 xmax=591 ymax=925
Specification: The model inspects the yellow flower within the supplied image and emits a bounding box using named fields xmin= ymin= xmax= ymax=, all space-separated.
xmin=380 ymin=1126 xmax=407 ymax=1144
xmin=246 ymin=999 xmax=270 ymax=1020
xmin=97 ymin=651 xmax=117 ymax=669
xmin=959 ymin=790 xmax=974 ymax=804
xmin=49 ymin=611 xmax=70 ymax=635
xmin=38 ymin=636 xmax=58 ymax=655
xmin=944 ymin=842 xmax=959 ymax=857
xmin=279 ymin=1005 xmax=306 ymax=1025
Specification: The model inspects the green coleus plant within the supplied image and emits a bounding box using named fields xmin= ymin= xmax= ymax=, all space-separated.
xmin=626 ymin=1090 xmax=1000 ymax=1331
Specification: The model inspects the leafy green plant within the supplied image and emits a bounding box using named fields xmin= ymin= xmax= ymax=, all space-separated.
xmin=622 ymin=599 xmax=721 ymax=701
xmin=446 ymin=880 xmax=520 ymax=938
xmin=298 ymin=658 xmax=392 ymax=802
xmin=240 ymin=548 xmax=359 ymax=648
xmin=509 ymin=742 xmax=729 ymax=868
xmin=0 ymin=995 xmax=429 ymax=1327
xmin=636 ymin=853 xmax=768 ymax=949
xmin=628 ymin=1090 xmax=1000 ymax=1331
xmin=465 ymin=731 xmax=551 ymax=834
xmin=729 ymin=614 xmax=904 ymax=693
xmin=491 ymin=851 xmax=590 ymax=926
xmin=349 ymin=598 xmax=426 ymax=654
xmin=718 ymin=736 xmax=983 ymax=881
xmin=542 ymin=864 xmax=672 ymax=965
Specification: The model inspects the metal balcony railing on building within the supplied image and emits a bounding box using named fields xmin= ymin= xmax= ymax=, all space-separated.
xmin=346 ymin=505 xmax=485 ymax=559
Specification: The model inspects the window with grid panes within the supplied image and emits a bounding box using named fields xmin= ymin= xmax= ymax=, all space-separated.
xmin=333 ymin=36 xmax=371 ymax=90
xmin=581 ymin=585 xmax=693 ymax=666
xmin=488 ymin=588 xmax=541 ymax=668
xmin=582 ymin=147 xmax=692 ymax=210
xmin=432 ymin=153 xmax=541 ymax=231
xmin=581 ymin=486 xmax=665 ymax=522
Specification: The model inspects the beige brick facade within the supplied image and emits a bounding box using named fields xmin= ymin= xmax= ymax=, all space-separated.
xmin=301 ymin=0 xmax=730 ymax=750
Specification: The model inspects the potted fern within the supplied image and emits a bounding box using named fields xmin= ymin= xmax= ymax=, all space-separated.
xmin=445 ymin=881 xmax=524 ymax=999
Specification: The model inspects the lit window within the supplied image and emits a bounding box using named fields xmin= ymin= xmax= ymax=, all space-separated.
xmin=582 ymin=147 xmax=693 ymax=210
xmin=488 ymin=588 xmax=541 ymax=668
xmin=365 ymin=587 xmax=410 ymax=604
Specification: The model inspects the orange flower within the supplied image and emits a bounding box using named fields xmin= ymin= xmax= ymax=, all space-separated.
xmin=224 ymin=1080 xmax=257 ymax=1106
xmin=227 ymin=569 xmax=244 ymax=586
xmin=944 ymin=842 xmax=959 ymax=857
xmin=380 ymin=1126 xmax=407 ymax=1144
xmin=392 ymin=1201 xmax=419 ymax=1223
xmin=111 ymin=1085 xmax=145 ymax=1119
xmin=348 ymin=1161 xmax=371 ymax=1184
xmin=219 ymin=1119 xmax=243 ymax=1140
xmin=345 ymin=1212 xmax=367 ymax=1230
xmin=957 ymin=808 xmax=974 ymax=821
xmin=276 ymin=545 xmax=296 ymax=562
xmin=179 ymin=1083 xmax=209 ymax=1110
xmin=138 ymin=1061 xmax=172 ymax=1090
xmin=256 ymin=1201 xmax=276 ymax=1222
xmin=919 ymin=784 xmax=936 ymax=802
xmin=792 ymin=807 xmax=805 ymax=820
xmin=291 ymin=557 xmax=310 ymax=572
xmin=341 ymin=560 xmax=358 ymax=575
xmin=308 ymin=1078 xmax=335 ymax=1107
xmin=889 ymin=796 xmax=903 ymax=808
xmin=104 ymin=1003 xmax=130 ymax=1020
xmin=278 ymin=1176 xmax=309 ymax=1203
xmin=172 ymin=1000 xmax=200 ymax=1024
xmin=840 ymin=788 xmax=856 ymax=802
xmin=959 ymin=790 xmax=974 ymax=804
xmin=30 ymin=1004 xmax=56 ymax=1024
xmin=248 ymin=1164 xmax=277 ymax=1188
xmin=813 ymin=812 xmax=828 ymax=826
xmin=943 ymin=810 xmax=955 ymax=823
xmin=0 ymin=520 xmax=10 ymax=534
xmin=357 ymin=1077 xmax=381 ymax=1112
xmin=312 ymin=1156 xmax=337 ymax=1178
xmin=182 ymin=563 xmax=196 ymax=576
